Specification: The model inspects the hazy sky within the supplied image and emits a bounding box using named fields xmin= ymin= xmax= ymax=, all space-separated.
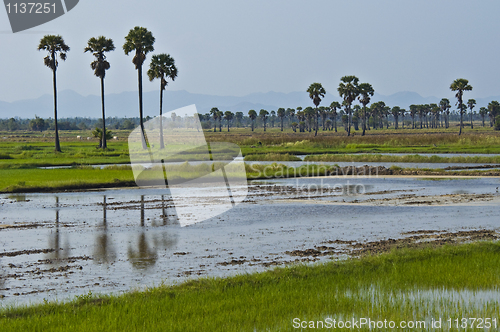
xmin=0 ymin=0 xmax=499 ymax=103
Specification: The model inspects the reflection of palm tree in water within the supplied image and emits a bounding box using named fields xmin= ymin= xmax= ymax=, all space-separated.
xmin=161 ymin=194 xmax=179 ymax=226
xmin=0 ymin=262 xmax=5 ymax=297
xmin=127 ymin=195 xmax=179 ymax=269
xmin=93 ymin=195 xmax=116 ymax=263
xmin=47 ymin=196 xmax=69 ymax=260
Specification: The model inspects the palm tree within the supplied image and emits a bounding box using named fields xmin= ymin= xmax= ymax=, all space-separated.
xmin=147 ymin=54 xmax=178 ymax=149
xmin=439 ymin=98 xmax=451 ymax=128
xmin=277 ymin=108 xmax=286 ymax=131
xmin=123 ymin=27 xmax=155 ymax=149
xmin=329 ymin=101 xmax=340 ymax=132
xmin=357 ymin=83 xmax=374 ymax=136
xmin=210 ymin=107 xmax=219 ymax=132
xmin=479 ymin=107 xmax=488 ymax=127
xmin=467 ymin=99 xmax=476 ymax=129
xmin=259 ymin=109 xmax=269 ymax=131
xmin=217 ymin=110 xmax=223 ymax=132
xmin=224 ymin=111 xmax=234 ymax=131
xmin=37 ymin=35 xmax=69 ymax=152
xmin=303 ymin=107 xmax=315 ymax=132
xmin=85 ymin=36 xmax=115 ymax=149
xmin=488 ymin=101 xmax=500 ymax=127
xmin=400 ymin=108 xmax=406 ymax=129
xmin=391 ymin=106 xmax=401 ymax=129
xmin=450 ymin=78 xmax=473 ymax=135
xmin=409 ymin=104 xmax=418 ymax=129
xmin=306 ymin=83 xmax=326 ymax=137
xmin=338 ymin=76 xmax=360 ymax=136
xmin=248 ymin=110 xmax=257 ymax=131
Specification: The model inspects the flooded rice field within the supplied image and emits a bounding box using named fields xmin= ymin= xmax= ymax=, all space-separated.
xmin=1 ymin=176 xmax=500 ymax=307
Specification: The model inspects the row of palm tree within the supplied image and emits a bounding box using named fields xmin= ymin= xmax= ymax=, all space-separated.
xmin=38 ymin=27 xmax=177 ymax=152
xmin=203 ymin=96 xmax=500 ymax=134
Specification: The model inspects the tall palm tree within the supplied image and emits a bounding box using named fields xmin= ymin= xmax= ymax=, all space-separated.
xmin=467 ymin=99 xmax=476 ymax=129
xmin=224 ymin=111 xmax=234 ymax=131
xmin=488 ymin=101 xmax=500 ymax=127
xmin=85 ymin=36 xmax=115 ymax=149
xmin=400 ymin=108 xmax=406 ymax=129
xmin=248 ymin=110 xmax=257 ymax=131
xmin=306 ymin=83 xmax=326 ymax=137
xmin=409 ymin=104 xmax=418 ymax=129
xmin=147 ymin=54 xmax=178 ymax=149
xmin=391 ymin=106 xmax=401 ymax=129
xmin=357 ymin=82 xmax=374 ymax=136
xmin=450 ymin=78 xmax=473 ymax=135
xmin=479 ymin=107 xmax=488 ymax=127
xmin=439 ymin=98 xmax=451 ymax=128
xmin=217 ymin=110 xmax=224 ymax=132
xmin=123 ymin=26 xmax=155 ymax=149
xmin=210 ymin=107 xmax=219 ymax=132
xmin=37 ymin=35 xmax=69 ymax=152
xmin=338 ymin=76 xmax=360 ymax=136
xmin=286 ymin=108 xmax=295 ymax=126
xmin=277 ymin=108 xmax=286 ymax=131
xmin=329 ymin=101 xmax=340 ymax=132
xmin=259 ymin=109 xmax=269 ymax=131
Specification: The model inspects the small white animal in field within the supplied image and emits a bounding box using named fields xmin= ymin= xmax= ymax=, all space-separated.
xmin=76 ymin=136 xmax=81 ymax=140
xmin=113 ymin=136 xmax=118 ymax=140
xmin=87 ymin=137 xmax=91 ymax=140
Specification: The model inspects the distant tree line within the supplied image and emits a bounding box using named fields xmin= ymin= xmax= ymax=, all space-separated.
xmin=200 ymin=78 xmax=500 ymax=134
xmin=0 ymin=116 xmax=140 ymax=132
xmin=197 ymin=99 xmax=500 ymax=133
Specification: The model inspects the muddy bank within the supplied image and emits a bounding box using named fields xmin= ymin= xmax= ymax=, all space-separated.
xmin=284 ymin=229 xmax=499 ymax=258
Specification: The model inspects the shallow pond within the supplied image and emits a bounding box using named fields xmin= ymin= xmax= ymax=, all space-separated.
xmin=1 ymin=176 xmax=499 ymax=307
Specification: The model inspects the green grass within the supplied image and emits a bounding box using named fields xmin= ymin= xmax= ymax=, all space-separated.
xmin=244 ymin=153 xmax=301 ymax=161
xmin=1 ymin=129 xmax=500 ymax=168
xmin=0 ymin=166 xmax=136 ymax=192
xmin=1 ymin=242 xmax=499 ymax=331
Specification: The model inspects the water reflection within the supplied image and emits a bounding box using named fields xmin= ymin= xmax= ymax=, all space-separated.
xmin=0 ymin=262 xmax=5 ymax=299
xmin=47 ymin=196 xmax=70 ymax=261
xmin=127 ymin=232 xmax=158 ymax=270
xmin=89 ymin=194 xmax=179 ymax=269
xmin=7 ymin=194 xmax=27 ymax=202
xmin=93 ymin=196 xmax=116 ymax=264
xmin=160 ymin=194 xmax=179 ymax=226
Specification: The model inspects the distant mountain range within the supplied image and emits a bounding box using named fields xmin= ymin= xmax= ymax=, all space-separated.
xmin=0 ymin=89 xmax=498 ymax=119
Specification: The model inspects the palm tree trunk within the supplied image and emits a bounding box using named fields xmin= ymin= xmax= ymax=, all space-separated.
xmin=52 ymin=61 xmax=61 ymax=152
xmin=470 ymin=110 xmax=473 ymax=129
xmin=459 ymin=99 xmax=463 ymax=136
xmin=314 ymin=108 xmax=318 ymax=137
xmin=159 ymin=84 xmax=164 ymax=149
xmin=138 ymin=65 xmax=147 ymax=149
xmin=101 ymin=77 xmax=107 ymax=149
xmin=281 ymin=118 xmax=283 ymax=131
xmin=347 ymin=106 xmax=351 ymax=137
xmin=362 ymin=106 xmax=366 ymax=136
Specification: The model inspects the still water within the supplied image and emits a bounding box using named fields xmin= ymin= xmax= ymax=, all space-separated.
xmin=1 ymin=176 xmax=499 ymax=307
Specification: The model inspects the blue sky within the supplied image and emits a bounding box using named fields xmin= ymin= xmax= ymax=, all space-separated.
xmin=0 ymin=0 xmax=499 ymax=103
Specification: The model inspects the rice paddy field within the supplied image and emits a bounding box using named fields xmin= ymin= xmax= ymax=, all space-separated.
xmin=1 ymin=128 xmax=500 ymax=331
xmin=1 ymin=242 xmax=499 ymax=331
